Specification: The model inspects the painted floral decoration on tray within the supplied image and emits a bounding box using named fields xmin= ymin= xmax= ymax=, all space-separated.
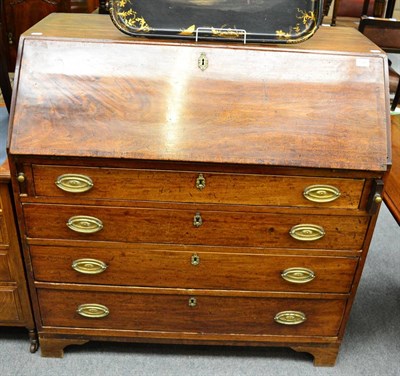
xmin=275 ymin=8 xmax=318 ymax=43
xmin=111 ymin=0 xmax=151 ymax=32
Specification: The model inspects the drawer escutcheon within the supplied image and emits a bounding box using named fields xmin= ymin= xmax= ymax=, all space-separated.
xmin=195 ymin=174 xmax=206 ymax=190
xmin=303 ymin=184 xmax=341 ymax=203
xmin=281 ymin=267 xmax=315 ymax=284
xmin=72 ymin=258 xmax=108 ymax=274
xmin=55 ymin=174 xmax=94 ymax=193
xmin=274 ymin=311 xmax=307 ymax=325
xmin=67 ymin=215 xmax=104 ymax=234
xmin=193 ymin=212 xmax=203 ymax=227
xmin=191 ymin=254 xmax=200 ymax=266
xmin=289 ymin=224 xmax=325 ymax=241
xmin=77 ymin=303 xmax=109 ymax=318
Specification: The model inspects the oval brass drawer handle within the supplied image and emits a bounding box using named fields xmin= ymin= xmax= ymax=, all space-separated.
xmin=55 ymin=174 xmax=94 ymax=193
xmin=303 ymin=184 xmax=341 ymax=203
xmin=72 ymin=258 xmax=108 ymax=274
xmin=77 ymin=303 xmax=109 ymax=318
xmin=67 ymin=215 xmax=103 ymax=234
xmin=274 ymin=311 xmax=307 ymax=325
xmin=281 ymin=267 xmax=315 ymax=284
xmin=289 ymin=224 xmax=325 ymax=241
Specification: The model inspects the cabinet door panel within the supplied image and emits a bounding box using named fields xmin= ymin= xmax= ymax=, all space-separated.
xmin=0 ymin=251 xmax=11 ymax=281
xmin=0 ymin=287 xmax=20 ymax=321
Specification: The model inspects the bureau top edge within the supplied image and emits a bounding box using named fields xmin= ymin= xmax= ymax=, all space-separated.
xmin=21 ymin=13 xmax=386 ymax=56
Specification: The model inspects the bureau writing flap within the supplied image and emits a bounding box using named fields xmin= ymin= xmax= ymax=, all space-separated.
xmin=109 ymin=0 xmax=323 ymax=43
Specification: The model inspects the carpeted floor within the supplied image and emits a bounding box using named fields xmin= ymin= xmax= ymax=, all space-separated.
xmin=0 ymin=105 xmax=399 ymax=375
xmin=0 ymin=73 xmax=14 ymax=108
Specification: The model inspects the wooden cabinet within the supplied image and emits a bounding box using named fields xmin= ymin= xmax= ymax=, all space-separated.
xmin=7 ymin=14 xmax=390 ymax=366
xmin=0 ymin=160 xmax=37 ymax=351
xmin=384 ymin=116 xmax=400 ymax=224
xmin=0 ymin=0 xmax=99 ymax=71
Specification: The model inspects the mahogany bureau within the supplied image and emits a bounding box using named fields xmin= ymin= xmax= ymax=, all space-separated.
xmin=7 ymin=14 xmax=390 ymax=366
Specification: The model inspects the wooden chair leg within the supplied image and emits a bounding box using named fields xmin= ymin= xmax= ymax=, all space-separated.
xmin=330 ymin=0 xmax=341 ymax=26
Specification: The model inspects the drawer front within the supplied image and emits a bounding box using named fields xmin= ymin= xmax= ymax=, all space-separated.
xmin=0 ymin=287 xmax=20 ymax=321
xmin=32 ymin=165 xmax=364 ymax=209
xmin=37 ymin=288 xmax=346 ymax=337
xmin=0 ymin=251 xmax=11 ymax=281
xmin=31 ymin=246 xmax=358 ymax=293
xmin=23 ymin=204 xmax=369 ymax=250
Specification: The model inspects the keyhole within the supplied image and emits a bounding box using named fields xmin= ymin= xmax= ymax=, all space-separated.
xmin=193 ymin=212 xmax=203 ymax=227
xmin=198 ymin=53 xmax=208 ymax=71
xmin=196 ymin=174 xmax=206 ymax=190
xmin=191 ymin=254 xmax=200 ymax=266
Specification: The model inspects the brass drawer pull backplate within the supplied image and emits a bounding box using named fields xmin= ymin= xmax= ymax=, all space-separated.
xmin=281 ymin=267 xmax=315 ymax=284
xmin=274 ymin=311 xmax=307 ymax=325
xmin=303 ymin=184 xmax=341 ymax=203
xmin=72 ymin=258 xmax=108 ymax=274
xmin=289 ymin=224 xmax=325 ymax=241
xmin=55 ymin=173 xmax=94 ymax=193
xmin=67 ymin=215 xmax=104 ymax=234
xmin=77 ymin=303 xmax=109 ymax=318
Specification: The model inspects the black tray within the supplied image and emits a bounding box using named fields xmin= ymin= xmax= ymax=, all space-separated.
xmin=109 ymin=0 xmax=323 ymax=44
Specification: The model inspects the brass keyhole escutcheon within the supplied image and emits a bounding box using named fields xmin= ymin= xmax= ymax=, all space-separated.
xmin=198 ymin=52 xmax=208 ymax=71
xmin=191 ymin=254 xmax=200 ymax=266
xmin=188 ymin=297 xmax=197 ymax=307
xmin=193 ymin=212 xmax=203 ymax=227
xmin=195 ymin=174 xmax=206 ymax=190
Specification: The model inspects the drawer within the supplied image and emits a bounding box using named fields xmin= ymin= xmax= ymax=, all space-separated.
xmin=37 ymin=288 xmax=346 ymax=337
xmin=0 ymin=251 xmax=11 ymax=281
xmin=32 ymin=165 xmax=364 ymax=209
xmin=30 ymin=245 xmax=358 ymax=293
xmin=0 ymin=286 xmax=20 ymax=321
xmin=23 ymin=204 xmax=369 ymax=250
